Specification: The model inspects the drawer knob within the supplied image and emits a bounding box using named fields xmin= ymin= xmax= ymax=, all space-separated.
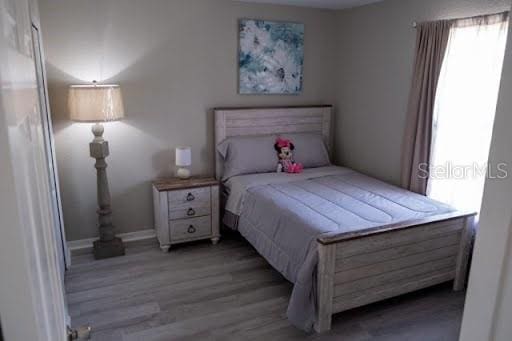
xmin=187 ymin=225 xmax=196 ymax=234
xmin=187 ymin=208 xmax=196 ymax=216
xmin=186 ymin=193 xmax=195 ymax=201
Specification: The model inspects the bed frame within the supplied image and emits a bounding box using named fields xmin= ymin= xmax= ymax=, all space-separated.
xmin=214 ymin=105 xmax=475 ymax=333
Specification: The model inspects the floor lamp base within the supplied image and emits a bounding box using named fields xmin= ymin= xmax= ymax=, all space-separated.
xmin=93 ymin=237 xmax=125 ymax=259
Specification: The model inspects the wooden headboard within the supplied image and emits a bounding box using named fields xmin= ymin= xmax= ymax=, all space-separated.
xmin=214 ymin=105 xmax=333 ymax=180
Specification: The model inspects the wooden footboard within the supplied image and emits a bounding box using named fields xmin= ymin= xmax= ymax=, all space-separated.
xmin=314 ymin=212 xmax=476 ymax=333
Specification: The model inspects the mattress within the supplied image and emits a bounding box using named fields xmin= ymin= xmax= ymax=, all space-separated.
xmin=223 ymin=166 xmax=455 ymax=331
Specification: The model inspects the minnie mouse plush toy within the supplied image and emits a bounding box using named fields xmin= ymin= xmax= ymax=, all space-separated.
xmin=274 ymin=137 xmax=303 ymax=174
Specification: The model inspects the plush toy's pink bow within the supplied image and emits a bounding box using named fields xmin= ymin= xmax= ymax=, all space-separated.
xmin=276 ymin=137 xmax=291 ymax=148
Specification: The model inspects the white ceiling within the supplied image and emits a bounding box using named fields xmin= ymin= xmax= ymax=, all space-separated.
xmin=236 ymin=0 xmax=384 ymax=10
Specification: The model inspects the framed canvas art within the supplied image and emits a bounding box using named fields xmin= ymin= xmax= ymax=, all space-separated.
xmin=239 ymin=19 xmax=304 ymax=94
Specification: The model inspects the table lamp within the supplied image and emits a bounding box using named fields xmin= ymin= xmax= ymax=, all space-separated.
xmin=175 ymin=147 xmax=191 ymax=179
xmin=68 ymin=82 xmax=125 ymax=259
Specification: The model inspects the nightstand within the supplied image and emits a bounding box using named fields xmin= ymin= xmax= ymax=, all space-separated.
xmin=152 ymin=177 xmax=220 ymax=252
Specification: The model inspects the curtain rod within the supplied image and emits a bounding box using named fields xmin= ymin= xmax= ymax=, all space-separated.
xmin=412 ymin=10 xmax=509 ymax=29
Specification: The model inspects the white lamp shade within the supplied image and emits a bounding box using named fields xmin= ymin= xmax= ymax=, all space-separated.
xmin=175 ymin=147 xmax=191 ymax=167
xmin=68 ymin=84 xmax=125 ymax=122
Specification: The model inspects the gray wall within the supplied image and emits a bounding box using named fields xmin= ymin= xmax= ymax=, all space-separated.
xmin=40 ymin=0 xmax=512 ymax=241
xmin=334 ymin=0 xmax=511 ymax=185
xmin=39 ymin=0 xmax=337 ymax=240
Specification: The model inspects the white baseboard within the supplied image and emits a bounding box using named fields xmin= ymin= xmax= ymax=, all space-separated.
xmin=67 ymin=229 xmax=156 ymax=254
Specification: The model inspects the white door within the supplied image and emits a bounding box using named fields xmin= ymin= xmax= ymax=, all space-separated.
xmin=0 ymin=0 xmax=69 ymax=339
xmin=31 ymin=23 xmax=70 ymax=275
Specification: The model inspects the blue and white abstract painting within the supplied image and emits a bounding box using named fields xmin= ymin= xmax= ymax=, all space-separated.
xmin=239 ymin=19 xmax=304 ymax=94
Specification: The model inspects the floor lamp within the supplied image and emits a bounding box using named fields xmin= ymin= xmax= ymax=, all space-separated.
xmin=68 ymin=83 xmax=125 ymax=259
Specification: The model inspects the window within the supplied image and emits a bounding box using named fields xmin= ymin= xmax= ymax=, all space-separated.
xmin=427 ymin=15 xmax=509 ymax=215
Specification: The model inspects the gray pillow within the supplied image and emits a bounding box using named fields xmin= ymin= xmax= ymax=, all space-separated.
xmin=217 ymin=135 xmax=277 ymax=180
xmin=279 ymin=133 xmax=331 ymax=168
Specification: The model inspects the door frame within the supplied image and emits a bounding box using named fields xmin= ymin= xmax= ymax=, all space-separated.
xmin=31 ymin=22 xmax=71 ymax=272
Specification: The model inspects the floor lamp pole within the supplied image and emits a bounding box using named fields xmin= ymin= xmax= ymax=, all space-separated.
xmin=90 ymin=122 xmax=125 ymax=259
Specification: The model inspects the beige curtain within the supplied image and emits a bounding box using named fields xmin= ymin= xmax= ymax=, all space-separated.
xmin=401 ymin=20 xmax=451 ymax=194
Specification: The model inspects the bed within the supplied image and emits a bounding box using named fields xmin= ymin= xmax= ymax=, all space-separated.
xmin=214 ymin=105 xmax=475 ymax=333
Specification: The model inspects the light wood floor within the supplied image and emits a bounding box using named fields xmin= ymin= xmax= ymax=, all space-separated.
xmin=67 ymin=234 xmax=466 ymax=341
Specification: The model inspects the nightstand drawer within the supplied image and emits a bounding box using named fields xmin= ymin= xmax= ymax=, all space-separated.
xmin=169 ymin=206 xmax=210 ymax=220
xmin=170 ymin=216 xmax=211 ymax=241
xmin=168 ymin=187 xmax=211 ymax=209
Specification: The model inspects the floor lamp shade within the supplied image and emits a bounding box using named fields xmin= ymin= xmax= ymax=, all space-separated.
xmin=68 ymin=84 xmax=124 ymax=122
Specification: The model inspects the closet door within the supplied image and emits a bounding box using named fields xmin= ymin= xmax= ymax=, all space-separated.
xmin=31 ymin=24 xmax=70 ymax=275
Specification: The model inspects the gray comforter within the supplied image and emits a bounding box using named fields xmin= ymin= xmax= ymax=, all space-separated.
xmin=228 ymin=166 xmax=454 ymax=331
